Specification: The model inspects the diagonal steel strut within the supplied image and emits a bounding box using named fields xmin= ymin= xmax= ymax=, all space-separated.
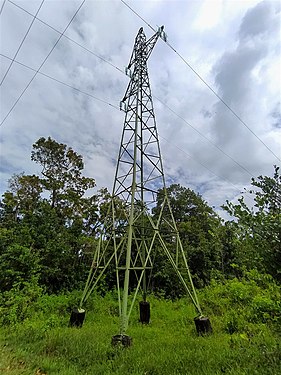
xmin=81 ymin=26 xmax=202 ymax=338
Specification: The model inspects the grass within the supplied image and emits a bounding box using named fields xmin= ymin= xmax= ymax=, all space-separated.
xmin=0 ymin=283 xmax=280 ymax=375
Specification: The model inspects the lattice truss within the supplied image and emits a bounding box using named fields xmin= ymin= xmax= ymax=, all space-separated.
xmin=80 ymin=27 xmax=202 ymax=335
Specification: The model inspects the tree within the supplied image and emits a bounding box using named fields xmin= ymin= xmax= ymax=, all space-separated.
xmin=0 ymin=243 xmax=40 ymax=291
xmin=222 ymin=165 xmax=281 ymax=282
xmin=0 ymin=137 xmax=99 ymax=293
xmin=31 ymin=137 xmax=95 ymax=216
xmin=152 ymin=184 xmax=225 ymax=291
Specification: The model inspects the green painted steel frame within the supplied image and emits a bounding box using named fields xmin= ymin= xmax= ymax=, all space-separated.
xmin=80 ymin=27 xmax=202 ymax=336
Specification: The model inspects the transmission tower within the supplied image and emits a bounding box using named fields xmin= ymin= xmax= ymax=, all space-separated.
xmin=72 ymin=26 xmax=211 ymax=345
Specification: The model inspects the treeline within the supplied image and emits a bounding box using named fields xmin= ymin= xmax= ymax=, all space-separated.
xmin=0 ymin=137 xmax=280 ymax=299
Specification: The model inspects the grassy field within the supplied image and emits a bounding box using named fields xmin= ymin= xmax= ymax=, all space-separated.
xmin=0 ymin=279 xmax=280 ymax=375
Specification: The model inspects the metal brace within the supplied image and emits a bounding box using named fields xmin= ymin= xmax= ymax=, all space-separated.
xmin=125 ymin=67 xmax=132 ymax=78
xmin=158 ymin=26 xmax=167 ymax=42
xmin=120 ymin=101 xmax=127 ymax=111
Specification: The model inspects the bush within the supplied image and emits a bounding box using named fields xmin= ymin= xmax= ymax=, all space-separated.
xmin=0 ymin=243 xmax=41 ymax=292
xmin=0 ymin=277 xmax=42 ymax=325
xmin=251 ymin=295 xmax=280 ymax=324
xmin=199 ymin=271 xmax=281 ymax=333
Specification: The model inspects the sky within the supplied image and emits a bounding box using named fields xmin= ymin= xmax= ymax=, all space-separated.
xmin=0 ymin=0 xmax=280 ymax=218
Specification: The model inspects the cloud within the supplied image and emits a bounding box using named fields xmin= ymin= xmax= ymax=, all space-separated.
xmin=271 ymin=103 xmax=281 ymax=129
xmin=208 ymin=1 xmax=280 ymax=182
xmin=0 ymin=0 xmax=280 ymax=217
xmin=238 ymin=0 xmax=280 ymax=41
xmin=193 ymin=0 xmax=223 ymax=31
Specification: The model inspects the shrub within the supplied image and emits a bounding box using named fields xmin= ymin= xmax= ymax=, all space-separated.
xmin=199 ymin=271 xmax=281 ymax=333
xmin=251 ymin=296 xmax=280 ymax=324
xmin=0 ymin=277 xmax=42 ymax=325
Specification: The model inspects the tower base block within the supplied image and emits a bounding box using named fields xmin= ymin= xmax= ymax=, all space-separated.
xmin=139 ymin=301 xmax=150 ymax=324
xmin=194 ymin=316 xmax=212 ymax=335
xmin=69 ymin=308 xmax=86 ymax=328
xmin=112 ymin=334 xmax=132 ymax=347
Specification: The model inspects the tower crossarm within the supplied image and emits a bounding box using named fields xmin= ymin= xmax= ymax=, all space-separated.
xmin=78 ymin=25 xmax=209 ymax=342
xmin=122 ymin=26 xmax=164 ymax=103
xmin=145 ymin=25 xmax=164 ymax=62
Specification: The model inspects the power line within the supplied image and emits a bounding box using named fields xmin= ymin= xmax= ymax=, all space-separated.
xmin=0 ymin=53 xmax=254 ymax=203
xmin=0 ymin=53 xmax=119 ymax=110
xmin=120 ymin=0 xmax=155 ymax=32
xmin=0 ymin=0 xmax=86 ymax=127
xmin=0 ymin=0 xmax=7 ymax=15
xmin=0 ymin=0 xmax=45 ymax=86
xmin=6 ymin=0 xmax=256 ymax=179
xmin=159 ymin=135 xmax=255 ymax=204
xmin=120 ymin=0 xmax=281 ymax=163
xmin=154 ymin=94 xmax=255 ymax=178
xmin=7 ymin=0 xmax=124 ymax=75
xmin=163 ymin=41 xmax=281 ymax=163
xmin=0 ymin=54 xmax=252 ymax=203
xmin=4 ymin=1 xmax=260 ymax=180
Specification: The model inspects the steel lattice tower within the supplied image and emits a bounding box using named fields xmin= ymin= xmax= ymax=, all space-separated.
xmin=77 ymin=27 xmax=210 ymax=345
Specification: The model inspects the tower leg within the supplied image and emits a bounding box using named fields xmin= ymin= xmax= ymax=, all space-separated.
xmin=139 ymin=301 xmax=150 ymax=324
xmin=69 ymin=308 xmax=86 ymax=328
xmin=112 ymin=334 xmax=132 ymax=347
xmin=194 ymin=316 xmax=212 ymax=335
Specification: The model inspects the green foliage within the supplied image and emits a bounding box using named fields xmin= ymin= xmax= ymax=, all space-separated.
xmin=222 ymin=165 xmax=281 ymax=281
xmin=152 ymin=184 xmax=226 ymax=290
xmin=0 ymin=286 xmax=280 ymax=375
xmin=1 ymin=134 xmax=280 ymax=343
xmin=0 ymin=137 xmax=102 ymax=294
xmin=0 ymin=278 xmax=42 ymax=325
xmin=251 ymin=295 xmax=280 ymax=323
xmin=0 ymin=242 xmax=40 ymax=291
xmin=200 ymin=271 xmax=281 ymax=334
xmin=31 ymin=136 xmax=95 ymax=212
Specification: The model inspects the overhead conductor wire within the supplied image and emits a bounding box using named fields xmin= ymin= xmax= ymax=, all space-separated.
xmin=0 ymin=0 xmax=45 ymax=86
xmin=0 ymin=53 xmax=119 ymax=110
xmin=120 ymin=0 xmax=281 ymax=163
xmin=7 ymin=0 xmax=124 ymax=75
xmin=7 ymin=0 xmax=256 ymax=180
xmin=0 ymin=0 xmax=87 ymax=127
xmin=0 ymin=0 xmax=7 ymax=15
xmin=0 ymin=53 xmax=254 ymax=203
xmin=1 ymin=1 xmax=257 ymax=201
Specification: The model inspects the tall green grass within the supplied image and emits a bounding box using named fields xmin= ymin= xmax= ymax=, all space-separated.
xmin=0 ymin=274 xmax=280 ymax=374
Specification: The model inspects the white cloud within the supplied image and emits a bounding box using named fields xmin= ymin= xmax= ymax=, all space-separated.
xmin=192 ymin=0 xmax=223 ymax=31
xmin=0 ymin=0 xmax=280 ymax=217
